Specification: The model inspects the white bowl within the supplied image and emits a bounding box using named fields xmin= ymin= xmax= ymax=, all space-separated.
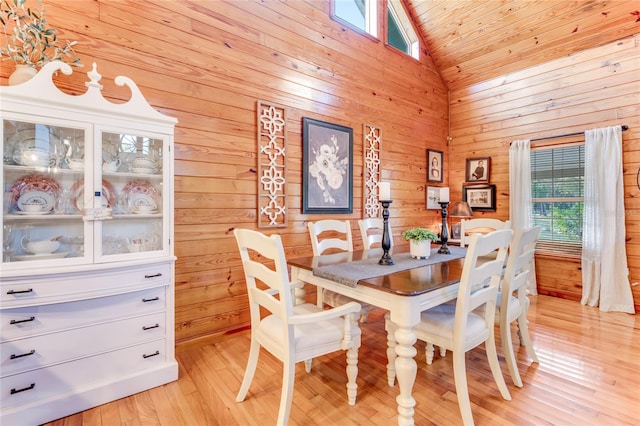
xmin=66 ymin=158 xmax=84 ymax=171
xmin=133 ymin=205 xmax=156 ymax=214
xmin=131 ymin=166 xmax=156 ymax=174
xmin=102 ymin=161 xmax=120 ymax=172
xmin=24 ymin=239 xmax=60 ymax=254
xmin=19 ymin=148 xmax=51 ymax=167
xmin=130 ymin=156 xmax=157 ymax=169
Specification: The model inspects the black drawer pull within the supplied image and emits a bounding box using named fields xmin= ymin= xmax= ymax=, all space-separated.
xmin=144 ymin=273 xmax=162 ymax=279
xmin=10 ymin=316 xmax=36 ymax=325
xmin=11 ymin=383 xmax=35 ymax=394
xmin=7 ymin=288 xmax=33 ymax=295
xmin=10 ymin=350 xmax=35 ymax=360
xmin=143 ymin=350 xmax=160 ymax=359
xmin=142 ymin=296 xmax=160 ymax=302
xmin=142 ymin=323 xmax=160 ymax=331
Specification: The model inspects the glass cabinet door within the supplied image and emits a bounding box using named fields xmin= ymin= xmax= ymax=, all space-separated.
xmin=97 ymin=131 xmax=165 ymax=259
xmin=2 ymin=119 xmax=90 ymax=266
xmin=2 ymin=123 xmax=169 ymax=267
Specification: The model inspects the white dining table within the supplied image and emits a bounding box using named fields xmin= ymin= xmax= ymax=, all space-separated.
xmin=288 ymin=246 xmax=468 ymax=426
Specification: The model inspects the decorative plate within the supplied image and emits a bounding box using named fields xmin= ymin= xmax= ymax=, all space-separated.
xmin=15 ymin=210 xmax=53 ymax=215
xmin=9 ymin=174 xmax=61 ymax=212
xmin=14 ymin=251 xmax=70 ymax=261
xmin=17 ymin=190 xmax=55 ymax=212
xmin=129 ymin=193 xmax=158 ymax=213
xmin=121 ymin=180 xmax=161 ymax=214
xmin=70 ymin=179 xmax=116 ymax=212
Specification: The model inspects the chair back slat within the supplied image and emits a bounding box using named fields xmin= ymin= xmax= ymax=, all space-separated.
xmin=308 ymin=220 xmax=353 ymax=255
xmin=358 ymin=218 xmax=391 ymax=249
xmin=460 ymin=218 xmax=511 ymax=247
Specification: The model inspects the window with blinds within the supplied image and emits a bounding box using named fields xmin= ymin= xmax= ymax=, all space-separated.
xmin=530 ymin=144 xmax=584 ymax=257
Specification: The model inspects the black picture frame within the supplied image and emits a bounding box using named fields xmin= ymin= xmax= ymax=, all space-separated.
xmin=465 ymin=157 xmax=490 ymax=183
xmin=427 ymin=149 xmax=443 ymax=183
xmin=462 ymin=184 xmax=496 ymax=212
xmin=302 ymin=117 xmax=353 ymax=214
xmin=451 ymin=222 xmax=461 ymax=240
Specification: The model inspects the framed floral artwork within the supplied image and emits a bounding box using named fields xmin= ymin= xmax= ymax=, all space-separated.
xmin=427 ymin=149 xmax=443 ymax=183
xmin=302 ymin=117 xmax=353 ymax=214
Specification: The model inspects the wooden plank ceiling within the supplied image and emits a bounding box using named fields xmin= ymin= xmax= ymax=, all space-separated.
xmin=405 ymin=0 xmax=640 ymax=90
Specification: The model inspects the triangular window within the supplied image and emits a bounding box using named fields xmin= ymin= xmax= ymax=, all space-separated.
xmin=387 ymin=0 xmax=419 ymax=59
xmin=332 ymin=0 xmax=377 ymax=38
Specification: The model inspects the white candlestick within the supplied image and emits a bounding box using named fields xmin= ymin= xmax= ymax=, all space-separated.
xmin=379 ymin=182 xmax=391 ymax=200
xmin=439 ymin=187 xmax=450 ymax=203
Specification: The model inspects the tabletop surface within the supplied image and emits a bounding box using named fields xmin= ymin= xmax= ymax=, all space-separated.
xmin=288 ymin=246 xmax=467 ymax=296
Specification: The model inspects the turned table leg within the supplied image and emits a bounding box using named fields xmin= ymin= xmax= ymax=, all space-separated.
xmin=394 ymin=324 xmax=417 ymax=426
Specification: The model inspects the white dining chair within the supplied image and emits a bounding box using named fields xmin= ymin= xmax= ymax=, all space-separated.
xmin=459 ymin=218 xmax=511 ymax=247
xmin=497 ymin=225 xmax=541 ymax=387
xmin=388 ymin=229 xmax=512 ymax=426
xmin=308 ymin=220 xmax=376 ymax=323
xmin=426 ymin=218 xmax=510 ymax=363
xmin=358 ymin=217 xmax=392 ymax=249
xmin=234 ymin=229 xmax=361 ymax=426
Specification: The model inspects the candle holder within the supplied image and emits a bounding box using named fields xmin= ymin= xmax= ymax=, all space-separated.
xmin=379 ymin=200 xmax=394 ymax=265
xmin=438 ymin=201 xmax=450 ymax=254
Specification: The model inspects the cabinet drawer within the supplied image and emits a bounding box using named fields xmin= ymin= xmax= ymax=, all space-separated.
xmin=1 ymin=287 xmax=166 ymax=342
xmin=0 ymin=263 xmax=171 ymax=307
xmin=1 ymin=312 xmax=166 ymax=377
xmin=1 ymin=340 xmax=167 ymax=408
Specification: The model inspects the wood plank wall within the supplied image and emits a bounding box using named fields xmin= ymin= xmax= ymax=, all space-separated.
xmin=3 ymin=1 xmax=637 ymax=348
xmin=449 ymin=35 xmax=640 ymax=311
xmin=0 ymin=0 xmax=449 ymax=346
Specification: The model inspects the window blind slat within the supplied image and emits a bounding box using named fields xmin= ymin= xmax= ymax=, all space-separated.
xmin=531 ymin=144 xmax=584 ymax=256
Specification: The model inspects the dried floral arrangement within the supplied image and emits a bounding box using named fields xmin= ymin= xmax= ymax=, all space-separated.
xmin=0 ymin=0 xmax=80 ymax=68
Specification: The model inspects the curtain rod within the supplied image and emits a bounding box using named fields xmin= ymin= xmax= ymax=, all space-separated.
xmin=528 ymin=125 xmax=629 ymax=142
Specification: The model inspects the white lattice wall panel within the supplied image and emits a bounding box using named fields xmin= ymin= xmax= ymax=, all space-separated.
xmin=257 ymin=101 xmax=287 ymax=228
xmin=363 ymin=124 xmax=382 ymax=218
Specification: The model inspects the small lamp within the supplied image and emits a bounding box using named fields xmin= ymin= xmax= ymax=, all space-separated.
xmin=449 ymin=201 xmax=473 ymax=242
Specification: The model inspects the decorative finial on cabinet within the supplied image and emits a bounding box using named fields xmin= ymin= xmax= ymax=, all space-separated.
xmin=85 ymin=62 xmax=103 ymax=90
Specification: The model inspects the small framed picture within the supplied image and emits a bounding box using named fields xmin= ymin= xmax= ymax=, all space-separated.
xmin=426 ymin=186 xmax=441 ymax=209
xmin=451 ymin=222 xmax=461 ymax=240
xmin=465 ymin=157 xmax=490 ymax=183
xmin=427 ymin=149 xmax=443 ymax=183
xmin=462 ymin=184 xmax=496 ymax=212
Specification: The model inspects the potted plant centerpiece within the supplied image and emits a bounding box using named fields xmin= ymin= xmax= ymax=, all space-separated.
xmin=402 ymin=227 xmax=438 ymax=259
xmin=0 ymin=0 xmax=81 ymax=85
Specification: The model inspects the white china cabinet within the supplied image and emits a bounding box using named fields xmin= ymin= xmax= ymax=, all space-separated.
xmin=0 ymin=62 xmax=178 ymax=425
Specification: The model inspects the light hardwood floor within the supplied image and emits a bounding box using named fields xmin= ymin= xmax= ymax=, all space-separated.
xmin=46 ymin=295 xmax=639 ymax=425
